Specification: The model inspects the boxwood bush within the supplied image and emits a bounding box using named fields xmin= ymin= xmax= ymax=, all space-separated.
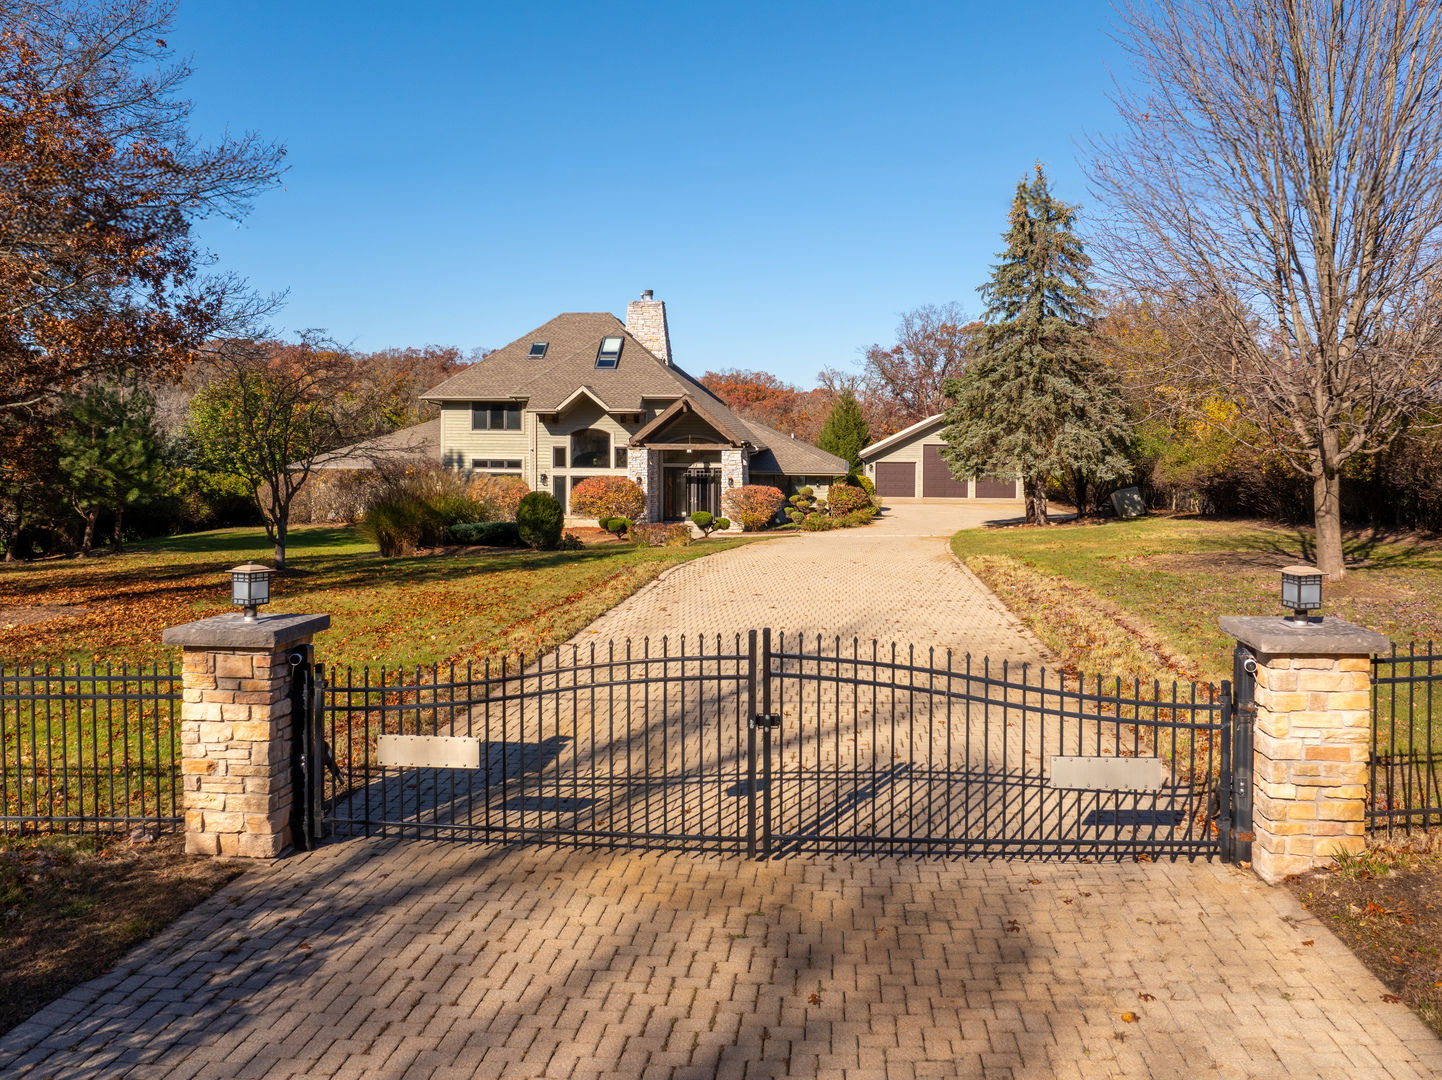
xmin=516 ymin=491 xmax=565 ymax=550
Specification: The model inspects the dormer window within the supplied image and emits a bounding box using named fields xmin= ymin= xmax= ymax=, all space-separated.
xmin=595 ymin=336 xmax=623 ymax=368
xmin=528 ymin=342 xmax=548 ymax=360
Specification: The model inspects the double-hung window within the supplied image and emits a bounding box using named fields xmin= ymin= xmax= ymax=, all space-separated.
xmin=472 ymin=401 xmax=521 ymax=431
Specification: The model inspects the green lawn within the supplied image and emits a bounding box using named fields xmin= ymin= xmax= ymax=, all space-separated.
xmin=952 ymin=514 xmax=1442 ymax=688
xmin=0 ymin=525 xmax=774 ymax=670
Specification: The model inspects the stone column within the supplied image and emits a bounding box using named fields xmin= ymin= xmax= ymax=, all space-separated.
xmin=1219 ymin=616 xmax=1387 ymax=884
xmin=627 ymin=447 xmax=661 ymax=523
xmin=720 ymin=449 xmax=747 ymax=532
xmin=162 ymin=613 xmax=331 ymax=858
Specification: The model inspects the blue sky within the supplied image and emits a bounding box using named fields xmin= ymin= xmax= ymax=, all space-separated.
xmin=174 ymin=1 xmax=1122 ymax=388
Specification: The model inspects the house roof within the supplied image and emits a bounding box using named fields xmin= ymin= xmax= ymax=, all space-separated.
xmin=858 ymin=413 xmax=949 ymax=460
xmin=421 ymin=311 xmax=850 ymax=477
xmin=303 ymin=417 xmax=441 ymax=470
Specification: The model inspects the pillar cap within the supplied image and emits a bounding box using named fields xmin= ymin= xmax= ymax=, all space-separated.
xmin=1218 ymin=615 xmax=1388 ymax=657
xmin=162 ymin=612 xmax=331 ymax=650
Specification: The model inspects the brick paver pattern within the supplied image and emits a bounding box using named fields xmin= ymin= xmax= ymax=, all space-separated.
xmin=2 ymin=842 xmax=1438 ymax=1079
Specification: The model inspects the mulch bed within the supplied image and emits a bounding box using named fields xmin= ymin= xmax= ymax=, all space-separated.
xmin=0 ymin=832 xmax=246 ymax=1035
xmin=1283 ymin=835 xmax=1442 ymax=1038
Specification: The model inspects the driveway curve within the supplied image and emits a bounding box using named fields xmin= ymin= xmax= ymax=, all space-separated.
xmin=576 ymin=501 xmax=1048 ymax=665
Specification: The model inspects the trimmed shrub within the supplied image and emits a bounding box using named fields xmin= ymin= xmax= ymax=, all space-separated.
xmin=714 ymin=517 xmax=730 ymax=532
xmin=839 ymin=508 xmax=876 ymax=528
xmin=785 ymin=486 xmax=817 ymax=524
xmin=690 ymin=510 xmax=714 ymax=536
xmin=664 ymin=523 xmax=692 ymax=547
xmin=854 ymin=473 xmax=875 ymax=496
xmin=570 ymin=475 xmax=645 ymax=521
xmin=799 ymin=513 xmax=840 ymax=531
xmin=724 ymin=484 xmax=786 ymax=531
xmin=516 ymin=491 xmax=565 ymax=550
xmin=467 ymin=475 xmax=530 ymax=522
xmin=602 ymin=516 xmax=632 ymax=539
xmin=825 ymin=483 xmax=871 ymax=517
xmin=448 ymin=520 xmax=521 ymax=546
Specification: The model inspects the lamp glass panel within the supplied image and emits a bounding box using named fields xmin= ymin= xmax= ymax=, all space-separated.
xmin=1281 ymin=577 xmax=1299 ymax=605
xmin=1300 ymin=579 xmax=1322 ymax=607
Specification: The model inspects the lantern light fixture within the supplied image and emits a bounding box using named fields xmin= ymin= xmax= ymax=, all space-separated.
xmin=230 ymin=563 xmax=275 ymax=622
xmin=1279 ymin=565 xmax=1323 ymax=626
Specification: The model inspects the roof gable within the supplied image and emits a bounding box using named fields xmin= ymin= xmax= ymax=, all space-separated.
xmin=631 ymin=396 xmax=749 ymax=447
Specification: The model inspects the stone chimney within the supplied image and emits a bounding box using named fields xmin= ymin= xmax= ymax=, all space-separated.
xmin=625 ymin=289 xmax=672 ymax=366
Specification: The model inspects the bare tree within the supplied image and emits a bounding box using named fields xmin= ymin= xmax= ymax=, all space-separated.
xmin=860 ymin=303 xmax=980 ymax=435
xmin=1089 ymin=0 xmax=1442 ymax=579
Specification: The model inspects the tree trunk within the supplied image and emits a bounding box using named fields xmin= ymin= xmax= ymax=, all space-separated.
xmin=273 ymin=513 xmax=288 ymax=570
xmin=111 ymin=505 xmax=125 ymax=552
xmin=78 ymin=510 xmax=98 ymax=556
xmin=1313 ymin=467 xmax=1345 ymax=581
xmin=1031 ymin=476 xmax=1050 ymax=526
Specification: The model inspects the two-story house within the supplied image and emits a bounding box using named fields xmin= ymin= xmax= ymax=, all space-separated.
xmin=415 ymin=292 xmax=848 ymax=523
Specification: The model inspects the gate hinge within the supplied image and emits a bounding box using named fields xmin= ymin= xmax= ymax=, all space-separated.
xmin=751 ymin=713 xmax=781 ymax=730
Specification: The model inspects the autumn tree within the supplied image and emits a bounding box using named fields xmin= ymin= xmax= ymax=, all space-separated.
xmin=1089 ymin=0 xmax=1442 ymax=579
xmin=188 ymin=335 xmax=365 ymax=569
xmin=942 ymin=166 xmax=1131 ymax=525
xmin=860 ymin=304 xmax=980 ymax=434
xmin=0 ymin=1 xmax=284 ymax=415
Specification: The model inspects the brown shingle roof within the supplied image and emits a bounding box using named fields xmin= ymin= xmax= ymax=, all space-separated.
xmin=419 ymin=312 xmax=849 ymax=476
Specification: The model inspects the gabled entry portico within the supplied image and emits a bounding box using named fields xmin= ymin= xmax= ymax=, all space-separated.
xmin=627 ymin=395 xmax=751 ymax=522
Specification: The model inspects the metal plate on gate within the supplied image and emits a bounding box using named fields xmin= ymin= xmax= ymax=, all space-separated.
xmin=377 ymin=735 xmax=481 ymax=770
xmin=1049 ymin=755 xmax=1166 ymax=792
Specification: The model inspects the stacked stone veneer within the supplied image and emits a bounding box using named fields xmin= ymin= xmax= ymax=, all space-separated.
xmin=627 ymin=447 xmax=660 ymax=523
xmin=625 ymin=296 xmax=672 ymax=364
xmin=1252 ymin=651 xmax=1371 ymax=881
xmin=719 ymin=449 xmax=748 ymax=532
xmin=1220 ymin=616 xmax=1387 ymax=885
xmin=180 ymin=644 xmax=301 ymax=857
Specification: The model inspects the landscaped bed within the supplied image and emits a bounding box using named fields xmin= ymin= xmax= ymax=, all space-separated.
xmin=0 ymin=524 xmax=773 ymax=669
xmin=1283 ymin=832 xmax=1442 ymax=1039
xmin=0 ymin=832 xmax=246 ymax=1035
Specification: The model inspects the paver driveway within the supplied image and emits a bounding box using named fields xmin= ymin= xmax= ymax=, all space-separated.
xmin=577 ymin=502 xmax=1047 ymax=666
xmin=2 ymin=841 xmax=1437 ymax=1080
xmin=3 ymin=501 xmax=1438 ymax=1078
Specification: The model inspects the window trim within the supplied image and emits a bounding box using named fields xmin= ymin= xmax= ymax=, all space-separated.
xmin=552 ymin=445 xmax=566 ymax=468
xmin=594 ymin=336 xmax=623 ymax=369
xmin=471 ymin=401 xmax=521 ymax=431
xmin=614 ymin=446 xmax=628 ymax=469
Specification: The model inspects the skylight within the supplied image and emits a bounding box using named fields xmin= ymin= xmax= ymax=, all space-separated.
xmin=528 ymin=342 xmax=548 ymax=359
xmin=595 ymin=336 xmax=623 ymax=368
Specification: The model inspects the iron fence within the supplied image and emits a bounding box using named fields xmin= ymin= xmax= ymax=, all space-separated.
xmin=0 ymin=663 xmax=183 ymax=835
xmin=316 ymin=630 xmax=1232 ymax=860
xmin=1371 ymin=643 xmax=1441 ymax=834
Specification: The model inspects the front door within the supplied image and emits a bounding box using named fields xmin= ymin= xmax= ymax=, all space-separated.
xmin=663 ymin=467 xmax=720 ymax=520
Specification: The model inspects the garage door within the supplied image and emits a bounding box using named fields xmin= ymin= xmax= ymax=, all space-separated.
xmin=874 ymin=461 xmax=915 ymax=498
xmin=974 ymin=475 xmax=1017 ymax=498
xmin=921 ymin=444 xmax=968 ymax=498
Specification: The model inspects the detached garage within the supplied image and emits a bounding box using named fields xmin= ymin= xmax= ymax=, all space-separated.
xmin=859 ymin=415 xmax=1021 ymax=501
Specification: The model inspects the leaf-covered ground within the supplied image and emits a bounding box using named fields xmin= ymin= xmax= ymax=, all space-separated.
xmin=0 ymin=526 xmax=772 ymax=669
xmin=0 ymin=832 xmax=246 ymax=1035
xmin=1284 ymin=833 xmax=1442 ymax=1039
xmin=952 ymin=514 xmax=1442 ymax=689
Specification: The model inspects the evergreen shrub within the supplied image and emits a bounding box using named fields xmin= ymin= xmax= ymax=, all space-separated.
xmin=690 ymin=511 xmax=714 ymax=536
xmin=448 ymin=521 xmax=521 ymax=546
xmin=516 ymin=491 xmax=565 ymax=550
xmin=824 ymin=484 xmax=871 ymax=516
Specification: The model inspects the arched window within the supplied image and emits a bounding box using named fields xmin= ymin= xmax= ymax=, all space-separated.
xmin=571 ymin=428 xmax=610 ymax=468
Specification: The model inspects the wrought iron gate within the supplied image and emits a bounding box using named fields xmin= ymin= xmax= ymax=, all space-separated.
xmin=307 ymin=630 xmax=1249 ymax=860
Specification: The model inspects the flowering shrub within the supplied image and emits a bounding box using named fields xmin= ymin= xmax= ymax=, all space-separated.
xmin=570 ymin=475 xmax=645 ymax=521
xmin=825 ymin=483 xmax=871 ymax=517
xmin=467 ymin=474 xmax=530 ymax=522
xmin=723 ymin=484 xmax=785 ymax=531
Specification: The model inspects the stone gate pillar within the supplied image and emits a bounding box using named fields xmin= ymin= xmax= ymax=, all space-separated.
xmin=1218 ymin=616 xmax=1387 ymax=884
xmin=162 ymin=613 xmax=330 ymax=857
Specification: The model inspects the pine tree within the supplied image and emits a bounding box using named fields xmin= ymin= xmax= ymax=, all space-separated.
xmin=817 ymin=390 xmax=871 ymax=471
xmin=940 ymin=165 xmax=1131 ymax=524
xmin=56 ymin=383 xmax=166 ymax=554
